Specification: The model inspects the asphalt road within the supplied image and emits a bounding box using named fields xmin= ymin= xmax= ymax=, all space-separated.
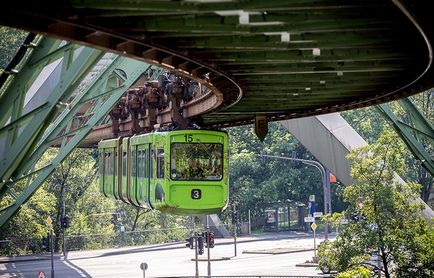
xmin=1 ymin=231 xmax=330 ymax=277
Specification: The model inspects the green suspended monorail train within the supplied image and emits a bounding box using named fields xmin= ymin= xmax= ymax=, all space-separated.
xmin=98 ymin=130 xmax=229 ymax=215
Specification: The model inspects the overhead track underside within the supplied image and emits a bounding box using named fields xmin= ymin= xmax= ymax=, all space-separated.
xmin=1 ymin=0 xmax=434 ymax=127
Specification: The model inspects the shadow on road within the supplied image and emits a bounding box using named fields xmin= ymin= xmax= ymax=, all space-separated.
xmin=0 ymin=258 xmax=92 ymax=278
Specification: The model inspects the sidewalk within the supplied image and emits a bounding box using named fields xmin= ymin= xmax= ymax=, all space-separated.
xmin=0 ymin=230 xmax=332 ymax=264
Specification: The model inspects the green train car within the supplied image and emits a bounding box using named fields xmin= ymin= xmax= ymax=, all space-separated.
xmin=98 ymin=130 xmax=229 ymax=215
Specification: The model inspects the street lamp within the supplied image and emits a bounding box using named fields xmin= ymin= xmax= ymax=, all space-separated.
xmin=258 ymin=154 xmax=332 ymax=240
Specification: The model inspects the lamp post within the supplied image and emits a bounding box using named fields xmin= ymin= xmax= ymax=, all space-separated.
xmin=258 ymin=154 xmax=331 ymax=240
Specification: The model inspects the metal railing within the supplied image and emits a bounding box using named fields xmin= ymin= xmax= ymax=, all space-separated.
xmin=0 ymin=227 xmax=191 ymax=256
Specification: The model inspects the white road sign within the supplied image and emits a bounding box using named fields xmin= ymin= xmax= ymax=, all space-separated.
xmin=304 ymin=216 xmax=315 ymax=223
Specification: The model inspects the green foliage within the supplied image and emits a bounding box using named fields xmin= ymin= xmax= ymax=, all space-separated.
xmin=0 ymin=187 xmax=56 ymax=255
xmin=0 ymin=26 xmax=27 ymax=70
xmin=336 ymin=266 xmax=370 ymax=278
xmin=319 ymin=129 xmax=434 ymax=277
xmin=342 ymin=97 xmax=434 ymax=203
xmin=341 ymin=107 xmax=386 ymax=144
xmin=225 ymin=123 xmax=347 ymax=225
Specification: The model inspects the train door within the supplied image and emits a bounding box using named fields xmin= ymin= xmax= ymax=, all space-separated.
xmin=114 ymin=145 xmax=121 ymax=200
xmin=149 ymin=145 xmax=156 ymax=207
xmin=138 ymin=143 xmax=152 ymax=208
xmin=107 ymin=149 xmax=115 ymax=197
xmin=136 ymin=144 xmax=146 ymax=207
xmin=120 ymin=138 xmax=131 ymax=204
xmin=154 ymin=146 xmax=165 ymax=204
xmin=130 ymin=144 xmax=141 ymax=206
xmin=99 ymin=150 xmax=107 ymax=197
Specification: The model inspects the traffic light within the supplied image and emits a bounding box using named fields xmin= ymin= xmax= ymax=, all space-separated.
xmin=185 ymin=236 xmax=194 ymax=249
xmin=232 ymin=210 xmax=238 ymax=224
xmin=61 ymin=216 xmax=70 ymax=229
xmin=197 ymin=235 xmax=204 ymax=255
xmin=42 ymin=234 xmax=51 ymax=252
xmin=207 ymin=231 xmax=215 ymax=248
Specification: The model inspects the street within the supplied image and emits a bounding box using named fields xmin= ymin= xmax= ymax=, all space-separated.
xmin=1 ymin=232 xmax=330 ymax=277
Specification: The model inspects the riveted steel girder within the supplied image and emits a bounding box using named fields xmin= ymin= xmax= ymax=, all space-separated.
xmin=0 ymin=38 xmax=103 ymax=191
xmin=0 ymin=51 xmax=151 ymax=226
xmin=377 ymin=98 xmax=434 ymax=177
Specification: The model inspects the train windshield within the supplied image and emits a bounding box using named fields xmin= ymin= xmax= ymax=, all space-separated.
xmin=170 ymin=143 xmax=223 ymax=181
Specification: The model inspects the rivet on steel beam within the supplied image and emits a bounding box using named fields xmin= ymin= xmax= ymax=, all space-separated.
xmin=281 ymin=32 xmax=290 ymax=43
xmin=24 ymin=42 xmax=37 ymax=48
xmin=239 ymin=11 xmax=249 ymax=25
xmin=5 ymin=69 xmax=19 ymax=75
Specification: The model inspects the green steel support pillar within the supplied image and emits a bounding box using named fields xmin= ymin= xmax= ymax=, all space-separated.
xmin=377 ymin=98 xmax=434 ymax=176
xmin=0 ymin=54 xmax=151 ymax=227
xmin=0 ymin=38 xmax=102 ymax=191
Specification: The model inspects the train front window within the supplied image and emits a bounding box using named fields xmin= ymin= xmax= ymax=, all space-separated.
xmin=170 ymin=143 xmax=223 ymax=181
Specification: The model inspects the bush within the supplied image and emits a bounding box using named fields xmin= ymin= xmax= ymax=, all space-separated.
xmin=336 ymin=266 xmax=370 ymax=278
xmin=317 ymin=240 xmax=336 ymax=273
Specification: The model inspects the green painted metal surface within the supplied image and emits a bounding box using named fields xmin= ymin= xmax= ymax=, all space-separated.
xmin=0 ymin=39 xmax=153 ymax=226
xmin=377 ymin=98 xmax=434 ymax=177
xmin=0 ymin=0 xmax=433 ymax=127
xmin=0 ymin=40 xmax=103 ymax=191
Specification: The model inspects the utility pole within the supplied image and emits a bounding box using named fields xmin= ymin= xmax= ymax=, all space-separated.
xmin=62 ymin=195 xmax=66 ymax=258
xmin=50 ymin=226 xmax=54 ymax=278
xmin=206 ymin=215 xmax=211 ymax=277
xmin=232 ymin=203 xmax=237 ymax=257
xmin=248 ymin=209 xmax=251 ymax=235
xmin=193 ymin=218 xmax=199 ymax=278
xmin=46 ymin=215 xmax=55 ymax=278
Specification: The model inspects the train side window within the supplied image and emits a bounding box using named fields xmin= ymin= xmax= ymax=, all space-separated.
xmin=150 ymin=148 xmax=154 ymax=178
xmin=143 ymin=150 xmax=146 ymax=178
xmin=157 ymin=149 xmax=164 ymax=179
xmin=122 ymin=151 xmax=127 ymax=177
xmin=144 ymin=149 xmax=149 ymax=178
xmin=108 ymin=152 xmax=112 ymax=176
xmin=132 ymin=147 xmax=137 ymax=179
xmin=114 ymin=151 xmax=117 ymax=177
xmin=99 ymin=153 xmax=103 ymax=176
xmin=138 ymin=150 xmax=143 ymax=178
xmin=104 ymin=152 xmax=109 ymax=178
xmin=109 ymin=152 xmax=116 ymax=176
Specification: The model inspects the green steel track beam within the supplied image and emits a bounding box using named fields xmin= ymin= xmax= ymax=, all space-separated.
xmin=377 ymin=98 xmax=434 ymax=176
xmin=0 ymin=41 xmax=103 ymax=191
xmin=0 ymin=54 xmax=152 ymax=227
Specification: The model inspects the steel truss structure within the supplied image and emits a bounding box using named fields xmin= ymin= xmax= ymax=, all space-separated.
xmin=0 ymin=35 xmax=154 ymax=226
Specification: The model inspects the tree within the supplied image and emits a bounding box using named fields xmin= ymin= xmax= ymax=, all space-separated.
xmin=341 ymin=107 xmax=386 ymax=144
xmin=0 ymin=187 xmax=56 ymax=255
xmin=225 ymin=123 xmax=345 ymax=225
xmin=0 ymin=26 xmax=27 ymax=70
xmin=42 ymin=148 xmax=104 ymax=251
xmin=318 ymin=129 xmax=434 ymax=277
xmin=342 ymin=98 xmax=434 ymax=203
